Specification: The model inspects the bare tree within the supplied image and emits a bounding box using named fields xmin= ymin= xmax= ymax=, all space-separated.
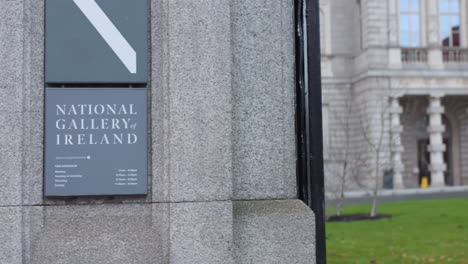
xmin=326 ymin=86 xmax=414 ymax=218
xmin=326 ymin=92 xmax=366 ymax=216
xmin=326 ymin=103 xmax=351 ymax=216
xmin=358 ymin=91 xmax=392 ymax=217
xmin=326 ymin=85 xmax=415 ymax=217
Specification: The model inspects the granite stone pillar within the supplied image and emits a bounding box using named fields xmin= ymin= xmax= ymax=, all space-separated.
xmin=427 ymin=0 xmax=444 ymax=69
xmin=0 ymin=1 xmax=26 ymax=262
xmin=231 ymin=1 xmax=315 ymax=262
xmin=0 ymin=0 xmax=316 ymax=263
xmin=388 ymin=0 xmax=402 ymax=69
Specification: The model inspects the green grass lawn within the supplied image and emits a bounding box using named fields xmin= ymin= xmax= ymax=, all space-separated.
xmin=326 ymin=198 xmax=468 ymax=264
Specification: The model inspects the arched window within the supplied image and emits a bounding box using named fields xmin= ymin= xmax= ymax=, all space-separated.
xmin=400 ymin=0 xmax=421 ymax=47
xmin=440 ymin=0 xmax=460 ymax=47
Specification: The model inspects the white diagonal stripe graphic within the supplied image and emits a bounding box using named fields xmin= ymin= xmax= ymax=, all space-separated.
xmin=73 ymin=0 xmax=137 ymax=74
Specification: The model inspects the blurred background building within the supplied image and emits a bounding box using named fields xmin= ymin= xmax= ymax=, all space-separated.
xmin=321 ymin=0 xmax=468 ymax=193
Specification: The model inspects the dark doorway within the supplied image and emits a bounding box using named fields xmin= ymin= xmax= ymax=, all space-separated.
xmin=417 ymin=138 xmax=452 ymax=187
xmin=417 ymin=139 xmax=431 ymax=186
xmin=444 ymin=138 xmax=453 ymax=186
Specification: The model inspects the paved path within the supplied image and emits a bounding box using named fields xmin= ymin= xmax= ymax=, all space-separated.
xmin=326 ymin=186 xmax=468 ymax=206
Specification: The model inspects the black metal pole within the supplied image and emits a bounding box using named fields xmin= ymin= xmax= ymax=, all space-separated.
xmin=295 ymin=0 xmax=307 ymax=204
xmin=295 ymin=0 xmax=326 ymax=263
xmin=306 ymin=0 xmax=326 ymax=262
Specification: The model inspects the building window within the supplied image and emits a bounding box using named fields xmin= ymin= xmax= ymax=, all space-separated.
xmin=319 ymin=8 xmax=325 ymax=53
xmin=357 ymin=0 xmax=363 ymax=51
xmin=400 ymin=0 xmax=421 ymax=47
xmin=440 ymin=0 xmax=460 ymax=47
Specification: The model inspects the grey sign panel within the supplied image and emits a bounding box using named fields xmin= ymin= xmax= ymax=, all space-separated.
xmin=44 ymin=88 xmax=148 ymax=196
xmin=45 ymin=0 xmax=148 ymax=84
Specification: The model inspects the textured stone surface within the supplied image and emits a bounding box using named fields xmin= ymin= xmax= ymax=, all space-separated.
xmin=0 ymin=0 xmax=317 ymax=263
xmin=0 ymin=0 xmax=25 ymax=110
xmin=0 ymin=111 xmax=22 ymax=206
xmin=231 ymin=0 xmax=297 ymax=200
xmin=151 ymin=0 xmax=232 ymax=202
xmin=25 ymin=204 xmax=170 ymax=264
xmin=20 ymin=112 xmax=44 ymax=205
xmin=18 ymin=0 xmax=45 ymax=205
xmin=233 ymin=200 xmax=316 ymax=264
xmin=20 ymin=0 xmax=235 ymax=204
xmin=0 ymin=0 xmax=24 ymax=87
xmin=23 ymin=0 xmax=45 ymax=113
xmin=22 ymin=144 xmax=43 ymax=205
xmin=0 ymin=207 xmax=22 ymax=264
xmin=169 ymin=201 xmax=233 ymax=264
xmin=21 ymin=202 xmax=234 ymax=264
xmin=0 ymin=0 xmax=25 ymax=206
xmin=0 ymin=84 xmax=23 ymax=115
xmin=150 ymin=0 xmax=171 ymax=202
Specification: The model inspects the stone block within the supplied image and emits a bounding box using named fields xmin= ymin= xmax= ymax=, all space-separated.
xmin=0 ymin=0 xmax=29 ymax=113
xmin=0 ymin=207 xmax=22 ymax=264
xmin=233 ymin=200 xmax=316 ymax=264
xmin=231 ymin=0 xmax=297 ymax=200
xmin=0 ymin=85 xmax=23 ymax=115
xmin=21 ymin=202 xmax=236 ymax=263
xmin=0 ymin=111 xmax=22 ymax=206
xmin=150 ymin=0 xmax=171 ymax=202
xmin=0 ymin=0 xmax=24 ymax=86
xmin=26 ymin=204 xmax=170 ymax=264
xmin=22 ymin=110 xmax=43 ymax=150
xmin=169 ymin=201 xmax=233 ymax=264
xmin=22 ymin=145 xmax=43 ymax=205
xmin=11 ymin=0 xmax=45 ymax=205
xmin=22 ymin=0 xmax=45 ymax=113
xmin=153 ymin=0 xmax=232 ymax=202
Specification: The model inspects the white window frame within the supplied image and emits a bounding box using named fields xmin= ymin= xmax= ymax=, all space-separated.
xmin=319 ymin=0 xmax=331 ymax=55
xmin=399 ymin=0 xmax=423 ymax=47
xmin=439 ymin=0 xmax=462 ymax=47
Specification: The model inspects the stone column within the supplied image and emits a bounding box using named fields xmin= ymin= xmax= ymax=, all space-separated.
xmin=0 ymin=1 xmax=26 ymax=262
xmin=388 ymin=0 xmax=402 ymax=69
xmin=390 ymin=96 xmax=404 ymax=189
xmin=427 ymin=94 xmax=447 ymax=187
xmin=427 ymin=0 xmax=444 ymax=69
xmin=461 ymin=0 xmax=468 ymax=47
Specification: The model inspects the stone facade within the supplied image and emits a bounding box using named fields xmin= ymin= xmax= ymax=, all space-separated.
xmin=322 ymin=0 xmax=468 ymax=194
xmin=0 ymin=0 xmax=315 ymax=263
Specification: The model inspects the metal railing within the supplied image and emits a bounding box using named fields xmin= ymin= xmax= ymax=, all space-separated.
xmin=442 ymin=48 xmax=468 ymax=63
xmin=401 ymin=48 xmax=428 ymax=64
